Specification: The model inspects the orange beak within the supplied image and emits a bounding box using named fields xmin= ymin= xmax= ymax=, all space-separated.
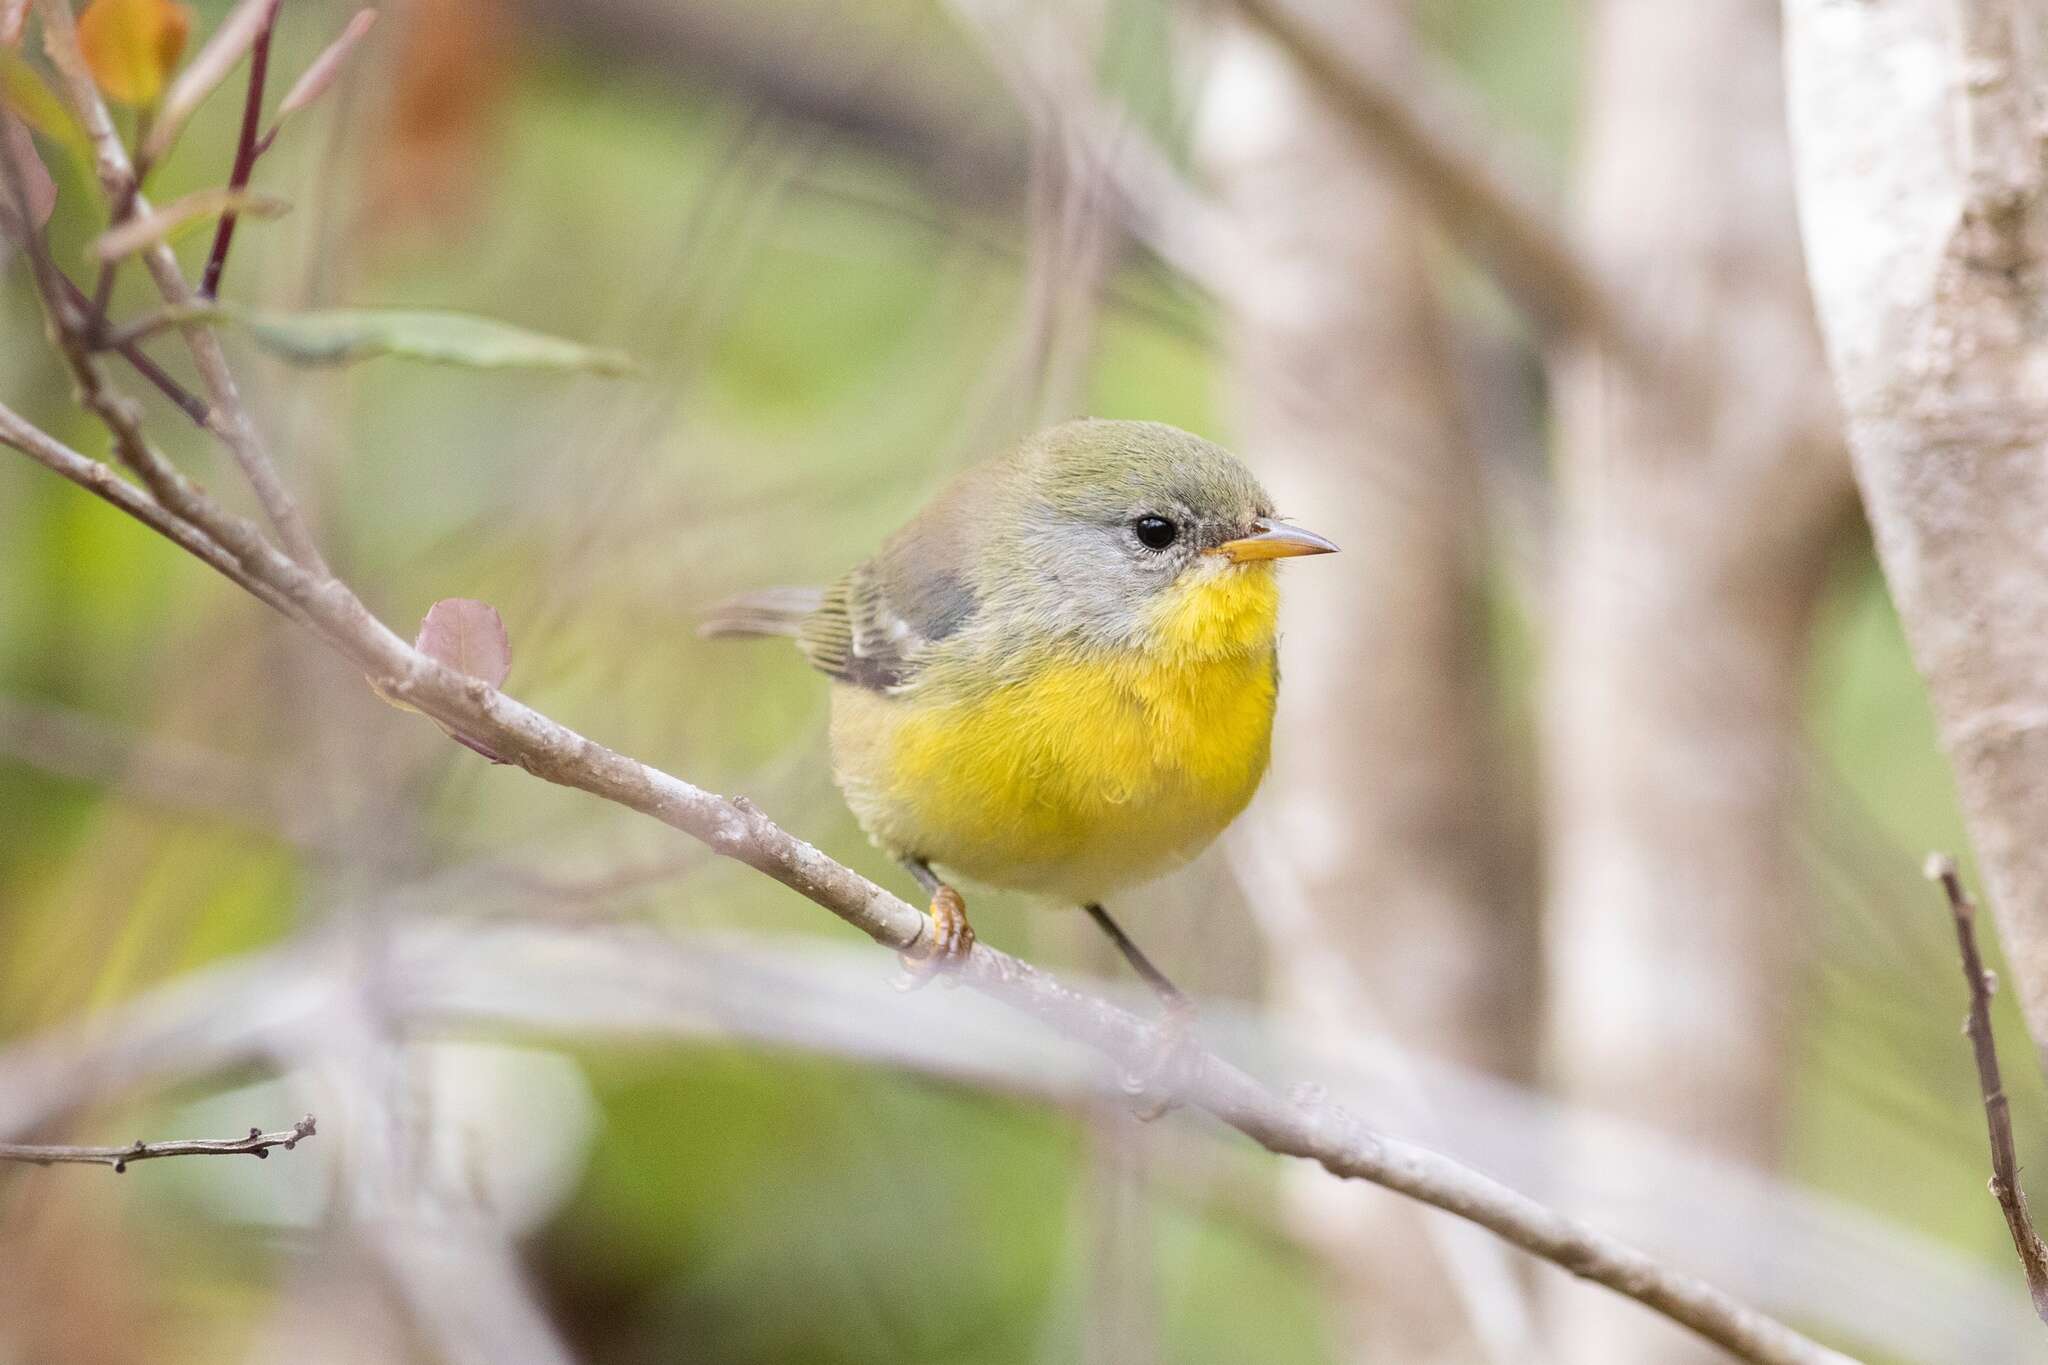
xmin=1208 ymin=518 xmax=1340 ymax=563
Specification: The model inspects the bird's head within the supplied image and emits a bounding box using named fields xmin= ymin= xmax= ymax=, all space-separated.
xmin=994 ymin=419 xmax=1337 ymax=659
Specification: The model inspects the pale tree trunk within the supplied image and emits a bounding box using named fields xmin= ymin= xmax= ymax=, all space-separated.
xmin=1544 ymin=0 xmax=1851 ymax=1359
xmin=1199 ymin=18 xmax=1541 ymax=1363
xmin=1782 ymin=0 xmax=2048 ymax=1073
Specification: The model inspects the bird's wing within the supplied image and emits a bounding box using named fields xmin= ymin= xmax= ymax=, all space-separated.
xmin=799 ymin=533 xmax=979 ymax=694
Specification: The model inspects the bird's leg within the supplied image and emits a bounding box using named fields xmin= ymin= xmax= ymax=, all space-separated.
xmin=1082 ymin=901 xmax=1189 ymax=1012
xmin=1083 ymin=902 xmax=1197 ymax=1119
xmin=896 ymin=856 xmax=976 ymax=986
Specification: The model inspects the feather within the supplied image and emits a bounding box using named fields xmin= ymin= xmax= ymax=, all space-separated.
xmin=697 ymin=586 xmax=826 ymax=640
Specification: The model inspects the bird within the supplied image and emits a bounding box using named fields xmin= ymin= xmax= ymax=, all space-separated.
xmin=702 ymin=418 xmax=1337 ymax=1010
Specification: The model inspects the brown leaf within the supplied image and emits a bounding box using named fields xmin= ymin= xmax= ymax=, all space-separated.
xmin=415 ymin=597 xmax=511 ymax=687
xmin=0 ymin=111 xmax=55 ymax=241
xmin=77 ymin=0 xmax=193 ymax=106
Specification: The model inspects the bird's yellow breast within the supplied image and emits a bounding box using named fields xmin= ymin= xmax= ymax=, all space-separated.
xmin=829 ymin=564 xmax=1280 ymax=902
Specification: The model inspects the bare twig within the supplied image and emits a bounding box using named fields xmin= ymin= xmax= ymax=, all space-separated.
xmin=2 ymin=139 xmax=208 ymax=429
xmin=0 ymin=1114 xmax=315 ymax=1171
xmin=0 ymin=404 xmax=303 ymax=620
xmin=0 ymin=692 xmax=294 ymax=834
xmin=946 ymin=0 xmax=1239 ymax=298
xmin=1228 ymin=0 xmax=1631 ymax=354
xmin=263 ymin=7 xmax=378 ymax=153
xmin=1926 ymin=853 xmax=2048 ymax=1324
xmin=52 ymin=273 xmax=213 ymax=425
xmin=199 ymin=0 xmax=281 ymax=298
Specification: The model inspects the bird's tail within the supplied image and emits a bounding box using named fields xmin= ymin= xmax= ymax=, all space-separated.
xmin=697 ymin=586 xmax=825 ymax=640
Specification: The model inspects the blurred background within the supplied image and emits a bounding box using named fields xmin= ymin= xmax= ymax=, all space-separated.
xmin=1 ymin=0 xmax=2042 ymax=1361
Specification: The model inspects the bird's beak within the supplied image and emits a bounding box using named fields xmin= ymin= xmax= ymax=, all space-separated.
xmin=1208 ymin=518 xmax=1340 ymax=563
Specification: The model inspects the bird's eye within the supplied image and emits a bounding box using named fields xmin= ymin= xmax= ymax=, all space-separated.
xmin=1133 ymin=515 xmax=1179 ymax=550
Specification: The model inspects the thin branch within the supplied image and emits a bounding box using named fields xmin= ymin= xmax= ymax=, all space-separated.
xmin=36 ymin=0 xmax=329 ymax=574
xmin=1925 ymin=853 xmax=2048 ymax=1324
xmin=200 ymin=0 xmax=281 ymax=298
xmin=0 ymin=1114 xmax=315 ymax=1171
xmin=0 ymin=401 xmax=305 ymax=621
xmin=1228 ymin=0 xmax=1633 ymax=355
xmin=946 ymin=0 xmax=1240 ymax=299
xmin=51 ymin=273 xmax=213 ymax=426
xmin=0 ymin=692 xmax=295 ymax=833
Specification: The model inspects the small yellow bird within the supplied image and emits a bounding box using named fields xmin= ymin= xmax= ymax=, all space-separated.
xmin=703 ymin=418 xmax=1336 ymax=1004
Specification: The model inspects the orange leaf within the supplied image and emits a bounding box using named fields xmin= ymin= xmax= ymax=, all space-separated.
xmin=77 ymin=0 xmax=193 ymax=105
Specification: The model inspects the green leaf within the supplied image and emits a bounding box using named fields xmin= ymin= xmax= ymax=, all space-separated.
xmin=2 ymin=51 xmax=94 ymax=174
xmin=173 ymin=303 xmax=638 ymax=376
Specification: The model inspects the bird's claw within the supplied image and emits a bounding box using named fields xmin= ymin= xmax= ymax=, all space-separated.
xmin=895 ymin=884 xmax=975 ymax=991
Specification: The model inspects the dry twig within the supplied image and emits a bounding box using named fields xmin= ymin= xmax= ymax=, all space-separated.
xmin=1926 ymin=854 xmax=2048 ymax=1324
xmin=1229 ymin=0 xmax=1629 ymax=353
xmin=0 ymin=1115 xmax=316 ymax=1172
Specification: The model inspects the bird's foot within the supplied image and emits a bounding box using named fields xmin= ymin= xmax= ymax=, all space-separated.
xmin=1121 ymin=990 xmax=1200 ymax=1121
xmin=895 ymin=884 xmax=976 ymax=990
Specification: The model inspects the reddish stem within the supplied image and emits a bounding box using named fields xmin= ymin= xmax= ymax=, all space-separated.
xmin=199 ymin=1 xmax=281 ymax=299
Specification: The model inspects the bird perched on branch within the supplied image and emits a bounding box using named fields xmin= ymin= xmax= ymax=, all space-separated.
xmin=702 ymin=418 xmax=1337 ymax=1010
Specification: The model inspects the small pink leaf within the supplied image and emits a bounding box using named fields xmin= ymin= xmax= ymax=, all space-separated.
xmin=2 ymin=0 xmax=27 ymax=49
xmin=0 ymin=112 xmax=55 ymax=242
xmin=415 ymin=597 xmax=511 ymax=686
xmin=411 ymin=597 xmax=511 ymax=763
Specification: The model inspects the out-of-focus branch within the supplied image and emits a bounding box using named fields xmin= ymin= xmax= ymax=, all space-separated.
xmin=506 ymin=0 xmax=1025 ymax=204
xmin=1229 ymin=0 xmax=1631 ymax=353
xmin=0 ymin=1115 xmax=315 ymax=1171
xmin=1926 ymin=854 xmax=2048 ymax=1325
xmin=0 ymin=694 xmax=292 ymax=833
xmin=946 ymin=0 xmax=1238 ymax=299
